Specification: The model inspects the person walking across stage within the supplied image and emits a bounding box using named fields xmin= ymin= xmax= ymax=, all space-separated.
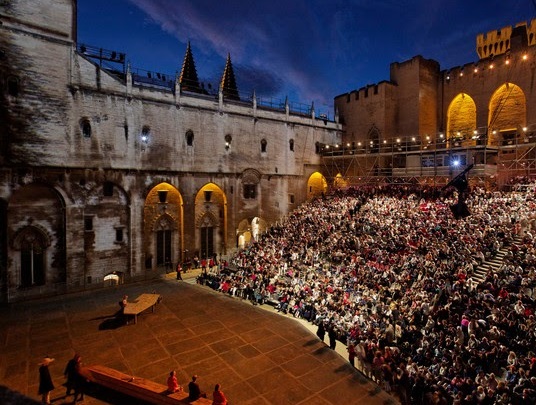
xmin=316 ymin=320 xmax=326 ymax=343
xmin=38 ymin=356 xmax=55 ymax=404
xmin=63 ymin=353 xmax=81 ymax=396
xmin=328 ymin=323 xmax=337 ymax=350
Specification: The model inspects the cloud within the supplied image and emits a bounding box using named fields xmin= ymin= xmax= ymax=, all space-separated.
xmin=122 ymin=0 xmax=535 ymax=107
xmin=127 ymin=0 xmax=339 ymax=103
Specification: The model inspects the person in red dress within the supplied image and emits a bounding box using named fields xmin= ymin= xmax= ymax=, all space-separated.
xmin=212 ymin=383 xmax=228 ymax=405
xmin=167 ymin=370 xmax=182 ymax=393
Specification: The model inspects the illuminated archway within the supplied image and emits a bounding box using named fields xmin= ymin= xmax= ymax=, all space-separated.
xmin=307 ymin=172 xmax=327 ymax=199
xmin=333 ymin=173 xmax=349 ymax=189
xmin=236 ymin=217 xmax=267 ymax=249
xmin=143 ymin=182 xmax=183 ymax=270
xmin=251 ymin=217 xmax=267 ymax=240
xmin=488 ymin=83 xmax=526 ymax=146
xmin=195 ymin=183 xmax=227 ymax=259
xmin=447 ymin=93 xmax=477 ymax=146
xmin=103 ymin=272 xmax=123 ymax=287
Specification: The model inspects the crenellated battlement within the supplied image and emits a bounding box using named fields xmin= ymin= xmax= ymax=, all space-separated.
xmin=476 ymin=19 xmax=536 ymax=59
xmin=335 ymin=80 xmax=392 ymax=104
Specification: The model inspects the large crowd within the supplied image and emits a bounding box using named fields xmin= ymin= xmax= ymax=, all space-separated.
xmin=197 ymin=183 xmax=536 ymax=404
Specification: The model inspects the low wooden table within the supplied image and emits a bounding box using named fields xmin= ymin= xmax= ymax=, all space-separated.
xmin=123 ymin=293 xmax=161 ymax=324
xmin=86 ymin=364 xmax=212 ymax=404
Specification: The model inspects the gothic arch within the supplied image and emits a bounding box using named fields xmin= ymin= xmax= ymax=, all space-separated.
xmin=235 ymin=216 xmax=267 ymax=249
xmin=488 ymin=82 xmax=526 ymax=146
xmin=194 ymin=183 xmax=227 ymax=258
xmin=7 ymin=182 xmax=66 ymax=296
xmin=12 ymin=224 xmax=52 ymax=250
xmin=153 ymin=213 xmax=179 ymax=231
xmin=367 ymin=124 xmax=380 ymax=153
xmin=333 ymin=173 xmax=349 ymax=189
xmin=195 ymin=211 xmax=219 ymax=228
xmin=447 ymin=93 xmax=477 ymax=146
xmin=12 ymin=225 xmax=50 ymax=287
xmin=143 ymin=182 xmax=183 ymax=270
xmin=307 ymin=172 xmax=327 ymax=199
xmin=242 ymin=168 xmax=261 ymax=185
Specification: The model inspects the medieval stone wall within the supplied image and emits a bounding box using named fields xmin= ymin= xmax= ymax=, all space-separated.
xmin=0 ymin=0 xmax=341 ymax=302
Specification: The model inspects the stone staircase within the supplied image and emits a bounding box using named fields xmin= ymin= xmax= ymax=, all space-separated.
xmin=472 ymin=235 xmax=522 ymax=283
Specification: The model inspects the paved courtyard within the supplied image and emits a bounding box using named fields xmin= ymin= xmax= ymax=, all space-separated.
xmin=0 ymin=272 xmax=398 ymax=404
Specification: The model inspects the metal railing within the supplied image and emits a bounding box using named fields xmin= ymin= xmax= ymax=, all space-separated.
xmin=76 ymin=43 xmax=336 ymax=122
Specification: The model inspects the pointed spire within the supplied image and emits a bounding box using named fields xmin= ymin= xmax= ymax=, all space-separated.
xmin=179 ymin=42 xmax=202 ymax=93
xmin=219 ymin=53 xmax=240 ymax=101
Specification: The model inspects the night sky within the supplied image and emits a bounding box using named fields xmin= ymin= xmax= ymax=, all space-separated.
xmin=77 ymin=0 xmax=536 ymax=109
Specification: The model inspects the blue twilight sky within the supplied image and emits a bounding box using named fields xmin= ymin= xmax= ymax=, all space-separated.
xmin=77 ymin=0 xmax=536 ymax=110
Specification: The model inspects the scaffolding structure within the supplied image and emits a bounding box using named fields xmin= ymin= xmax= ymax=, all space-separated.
xmin=321 ymin=123 xmax=536 ymax=191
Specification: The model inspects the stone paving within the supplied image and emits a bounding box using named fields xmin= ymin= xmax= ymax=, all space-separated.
xmin=0 ymin=272 xmax=399 ymax=405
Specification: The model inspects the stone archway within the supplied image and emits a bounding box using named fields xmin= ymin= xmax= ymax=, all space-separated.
xmin=333 ymin=173 xmax=349 ymax=189
xmin=307 ymin=172 xmax=327 ymax=199
xmin=143 ymin=182 xmax=183 ymax=271
xmin=488 ymin=82 xmax=526 ymax=146
xmin=194 ymin=183 xmax=227 ymax=259
xmin=236 ymin=217 xmax=268 ymax=249
xmin=447 ymin=93 xmax=477 ymax=146
xmin=7 ymin=183 xmax=66 ymax=301
xmin=12 ymin=225 xmax=51 ymax=287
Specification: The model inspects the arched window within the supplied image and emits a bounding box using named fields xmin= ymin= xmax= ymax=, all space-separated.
xmin=81 ymin=118 xmax=91 ymax=138
xmin=103 ymin=272 xmax=122 ymax=287
xmin=289 ymin=139 xmax=294 ymax=152
xmin=7 ymin=76 xmax=19 ymax=97
xmin=141 ymin=126 xmax=150 ymax=143
xmin=14 ymin=227 xmax=49 ymax=287
xmin=261 ymin=139 xmax=267 ymax=153
xmin=224 ymin=134 xmax=232 ymax=150
xmin=242 ymin=169 xmax=260 ymax=200
xmin=186 ymin=130 xmax=194 ymax=146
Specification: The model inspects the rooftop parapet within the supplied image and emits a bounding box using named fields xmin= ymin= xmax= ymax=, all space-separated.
xmin=476 ymin=19 xmax=536 ymax=59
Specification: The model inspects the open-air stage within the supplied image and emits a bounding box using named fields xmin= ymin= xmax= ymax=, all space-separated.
xmin=0 ymin=271 xmax=398 ymax=405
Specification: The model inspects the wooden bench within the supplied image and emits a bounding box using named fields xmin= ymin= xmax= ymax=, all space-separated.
xmin=123 ymin=293 xmax=161 ymax=324
xmin=86 ymin=364 xmax=212 ymax=405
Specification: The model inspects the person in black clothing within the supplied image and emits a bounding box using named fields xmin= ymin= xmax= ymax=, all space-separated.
xmin=63 ymin=354 xmax=81 ymax=396
xmin=328 ymin=324 xmax=337 ymax=350
xmin=316 ymin=320 xmax=326 ymax=343
xmin=38 ymin=357 xmax=55 ymax=405
xmin=188 ymin=375 xmax=206 ymax=401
